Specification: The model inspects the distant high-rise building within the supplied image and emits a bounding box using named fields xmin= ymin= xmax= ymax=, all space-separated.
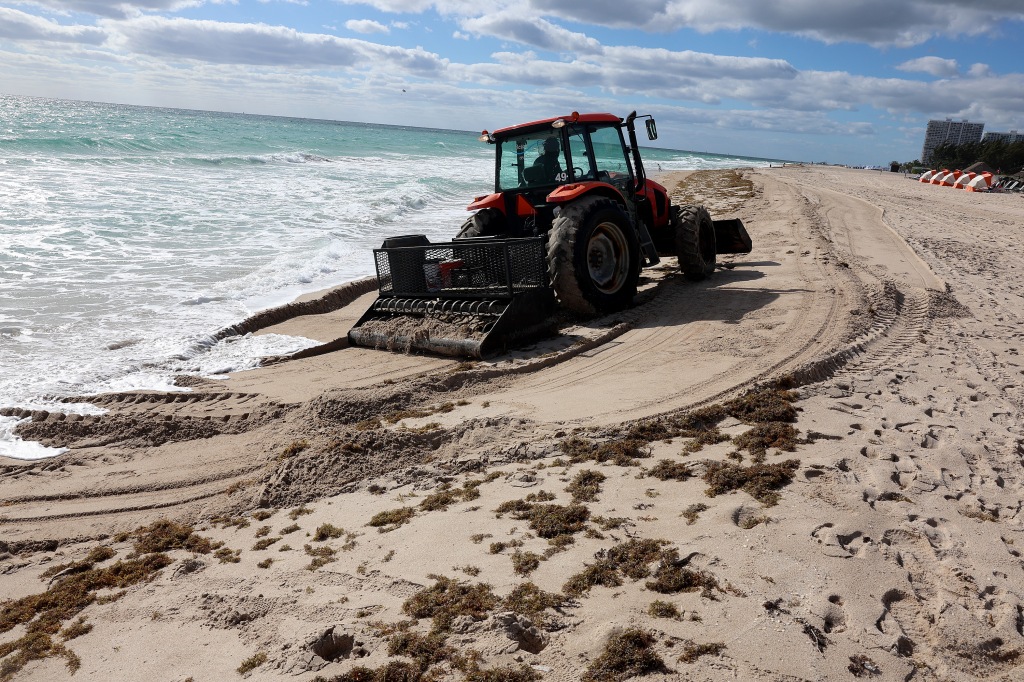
xmin=921 ymin=118 xmax=985 ymax=164
xmin=983 ymin=130 xmax=1023 ymax=144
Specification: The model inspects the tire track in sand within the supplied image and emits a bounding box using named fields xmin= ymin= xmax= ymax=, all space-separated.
xmin=471 ymin=170 xmax=857 ymax=424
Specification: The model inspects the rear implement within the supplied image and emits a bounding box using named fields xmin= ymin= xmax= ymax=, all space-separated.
xmin=347 ymin=235 xmax=555 ymax=358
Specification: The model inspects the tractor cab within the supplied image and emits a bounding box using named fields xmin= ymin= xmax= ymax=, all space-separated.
xmin=495 ymin=119 xmax=634 ymax=195
xmin=470 ymin=113 xmax=648 ymax=239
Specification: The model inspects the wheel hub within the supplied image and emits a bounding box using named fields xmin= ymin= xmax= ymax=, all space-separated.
xmin=587 ymin=222 xmax=629 ymax=294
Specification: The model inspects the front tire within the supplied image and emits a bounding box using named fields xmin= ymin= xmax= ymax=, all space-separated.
xmin=547 ymin=196 xmax=640 ymax=315
xmin=675 ymin=204 xmax=716 ymax=280
xmin=455 ymin=207 xmax=503 ymax=239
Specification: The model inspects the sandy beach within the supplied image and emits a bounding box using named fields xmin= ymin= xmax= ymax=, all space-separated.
xmin=3 ymin=165 xmax=1024 ymax=681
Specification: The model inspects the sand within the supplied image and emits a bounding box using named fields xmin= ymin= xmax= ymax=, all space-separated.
xmin=3 ymin=166 xmax=1024 ymax=681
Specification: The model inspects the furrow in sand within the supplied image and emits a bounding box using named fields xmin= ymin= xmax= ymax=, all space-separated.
xmin=0 ymin=482 xmax=237 ymax=524
xmin=0 ymin=463 xmax=264 ymax=506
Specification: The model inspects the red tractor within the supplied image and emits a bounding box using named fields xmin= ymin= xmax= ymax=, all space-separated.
xmin=349 ymin=111 xmax=751 ymax=357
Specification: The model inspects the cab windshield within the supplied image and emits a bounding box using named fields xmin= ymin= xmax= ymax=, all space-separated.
xmin=497 ymin=131 xmax=569 ymax=190
xmin=495 ymin=123 xmax=633 ymax=193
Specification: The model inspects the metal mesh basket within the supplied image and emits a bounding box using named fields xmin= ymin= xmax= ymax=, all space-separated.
xmin=374 ymin=237 xmax=548 ymax=299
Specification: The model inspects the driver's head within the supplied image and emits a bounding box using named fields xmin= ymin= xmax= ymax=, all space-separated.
xmin=543 ymin=136 xmax=560 ymax=155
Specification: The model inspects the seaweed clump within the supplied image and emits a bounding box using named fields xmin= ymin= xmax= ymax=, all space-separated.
xmin=564 ymin=539 xmax=668 ymax=597
xmin=681 ymin=503 xmax=708 ymax=525
xmin=127 ymin=519 xmax=214 ymax=555
xmin=494 ymin=499 xmax=590 ymax=539
xmin=0 ymin=536 xmax=181 ymax=680
xmin=419 ymin=480 xmax=485 ymax=512
xmin=563 ymin=539 xmax=722 ymax=599
xmin=582 ymin=628 xmax=668 ymax=682
xmin=703 ymin=459 xmax=800 ymax=506
xmin=237 ymin=651 xmax=268 ymax=674
xmin=40 ymin=547 xmax=116 ymax=580
xmin=566 ymin=469 xmax=606 ymax=502
xmin=677 ymin=641 xmax=726 ymax=663
xmin=502 ymin=582 xmax=567 ymax=626
xmin=645 ymin=549 xmax=720 ymax=595
xmin=559 ymin=436 xmax=651 ymax=466
xmin=367 ymin=507 xmax=416 ymax=532
xmin=648 ymin=600 xmax=681 ymax=619
xmin=510 ymin=551 xmax=542 ymax=577
xmin=647 ymin=460 xmax=693 ymax=481
xmin=387 ymin=630 xmax=452 ymax=671
xmin=402 ymin=575 xmax=500 ymax=632
xmin=615 ymin=385 xmax=801 ymax=455
xmin=316 ymin=580 xmax=560 ymax=682
xmin=733 ymin=422 xmax=800 ymax=460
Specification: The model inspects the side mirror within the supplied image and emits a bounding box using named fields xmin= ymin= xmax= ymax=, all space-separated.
xmin=645 ymin=118 xmax=657 ymax=141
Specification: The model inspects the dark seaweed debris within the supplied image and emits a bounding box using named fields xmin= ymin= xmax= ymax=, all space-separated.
xmin=703 ymin=459 xmax=801 ymax=506
xmin=582 ymin=628 xmax=668 ymax=682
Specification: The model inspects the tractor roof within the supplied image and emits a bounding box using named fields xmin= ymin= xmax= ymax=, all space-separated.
xmin=492 ymin=113 xmax=621 ymax=137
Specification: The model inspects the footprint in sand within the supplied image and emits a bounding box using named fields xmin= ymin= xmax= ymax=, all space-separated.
xmin=811 ymin=523 xmax=873 ymax=558
xmin=905 ymin=514 xmax=951 ymax=551
xmin=821 ymin=594 xmax=847 ymax=635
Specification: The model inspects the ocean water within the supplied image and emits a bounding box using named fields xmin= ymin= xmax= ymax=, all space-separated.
xmin=0 ymin=95 xmax=782 ymax=459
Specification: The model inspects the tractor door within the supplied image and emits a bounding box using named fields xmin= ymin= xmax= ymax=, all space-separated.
xmin=587 ymin=125 xmax=635 ymax=195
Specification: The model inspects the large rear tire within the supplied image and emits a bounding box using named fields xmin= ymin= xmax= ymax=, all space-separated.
xmin=675 ymin=204 xmax=716 ymax=280
xmin=547 ymin=196 xmax=640 ymax=315
xmin=455 ymin=208 xmax=503 ymax=239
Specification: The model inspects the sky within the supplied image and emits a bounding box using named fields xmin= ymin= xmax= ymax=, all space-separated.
xmin=1 ymin=1 xmax=1022 ymax=165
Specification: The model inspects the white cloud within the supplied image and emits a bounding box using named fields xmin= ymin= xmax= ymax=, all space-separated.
xmin=334 ymin=0 xmax=1022 ymax=47
xmin=539 ymin=0 xmax=1024 ymax=46
xmin=967 ymin=62 xmax=992 ymax=78
xmin=345 ymin=19 xmax=389 ymax=34
xmin=452 ymin=30 xmax=469 ymax=40
xmin=0 ymin=7 xmax=107 ymax=43
xmin=331 ymin=0 xmax=482 ymax=12
xmin=106 ymin=16 xmax=448 ymax=74
xmin=22 ymin=0 xmax=204 ymax=20
xmin=459 ymin=10 xmax=602 ymax=54
xmin=896 ymin=56 xmax=959 ymax=77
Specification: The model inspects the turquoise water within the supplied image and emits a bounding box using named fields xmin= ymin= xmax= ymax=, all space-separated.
xmin=0 ymin=95 xmax=782 ymax=458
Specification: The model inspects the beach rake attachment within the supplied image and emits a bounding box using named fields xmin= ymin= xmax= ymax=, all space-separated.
xmin=347 ymin=235 xmax=555 ymax=358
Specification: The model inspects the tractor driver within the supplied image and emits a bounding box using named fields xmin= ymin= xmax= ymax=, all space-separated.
xmin=533 ymin=136 xmax=564 ymax=182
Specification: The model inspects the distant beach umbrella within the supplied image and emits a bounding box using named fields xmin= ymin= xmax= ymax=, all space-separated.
xmin=965 ymin=173 xmax=994 ymax=192
xmin=954 ymin=172 xmax=976 ymax=188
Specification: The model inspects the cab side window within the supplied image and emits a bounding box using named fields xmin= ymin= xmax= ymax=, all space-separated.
xmin=566 ymin=126 xmax=591 ymax=180
xmin=589 ymin=125 xmax=631 ymax=178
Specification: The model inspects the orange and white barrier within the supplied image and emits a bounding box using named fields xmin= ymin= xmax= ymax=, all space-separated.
xmin=919 ymin=170 xmax=936 ymax=182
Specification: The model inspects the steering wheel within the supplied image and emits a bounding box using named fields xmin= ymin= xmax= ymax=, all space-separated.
xmin=573 ymin=167 xmax=586 ymax=180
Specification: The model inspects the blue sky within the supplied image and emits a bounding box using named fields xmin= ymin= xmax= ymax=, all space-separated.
xmin=1 ymin=1 xmax=1022 ymax=165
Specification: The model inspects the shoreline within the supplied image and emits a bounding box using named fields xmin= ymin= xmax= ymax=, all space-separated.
xmin=0 ymin=173 xmax=693 ymax=462
xmin=3 ymin=167 xmax=1024 ymax=680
